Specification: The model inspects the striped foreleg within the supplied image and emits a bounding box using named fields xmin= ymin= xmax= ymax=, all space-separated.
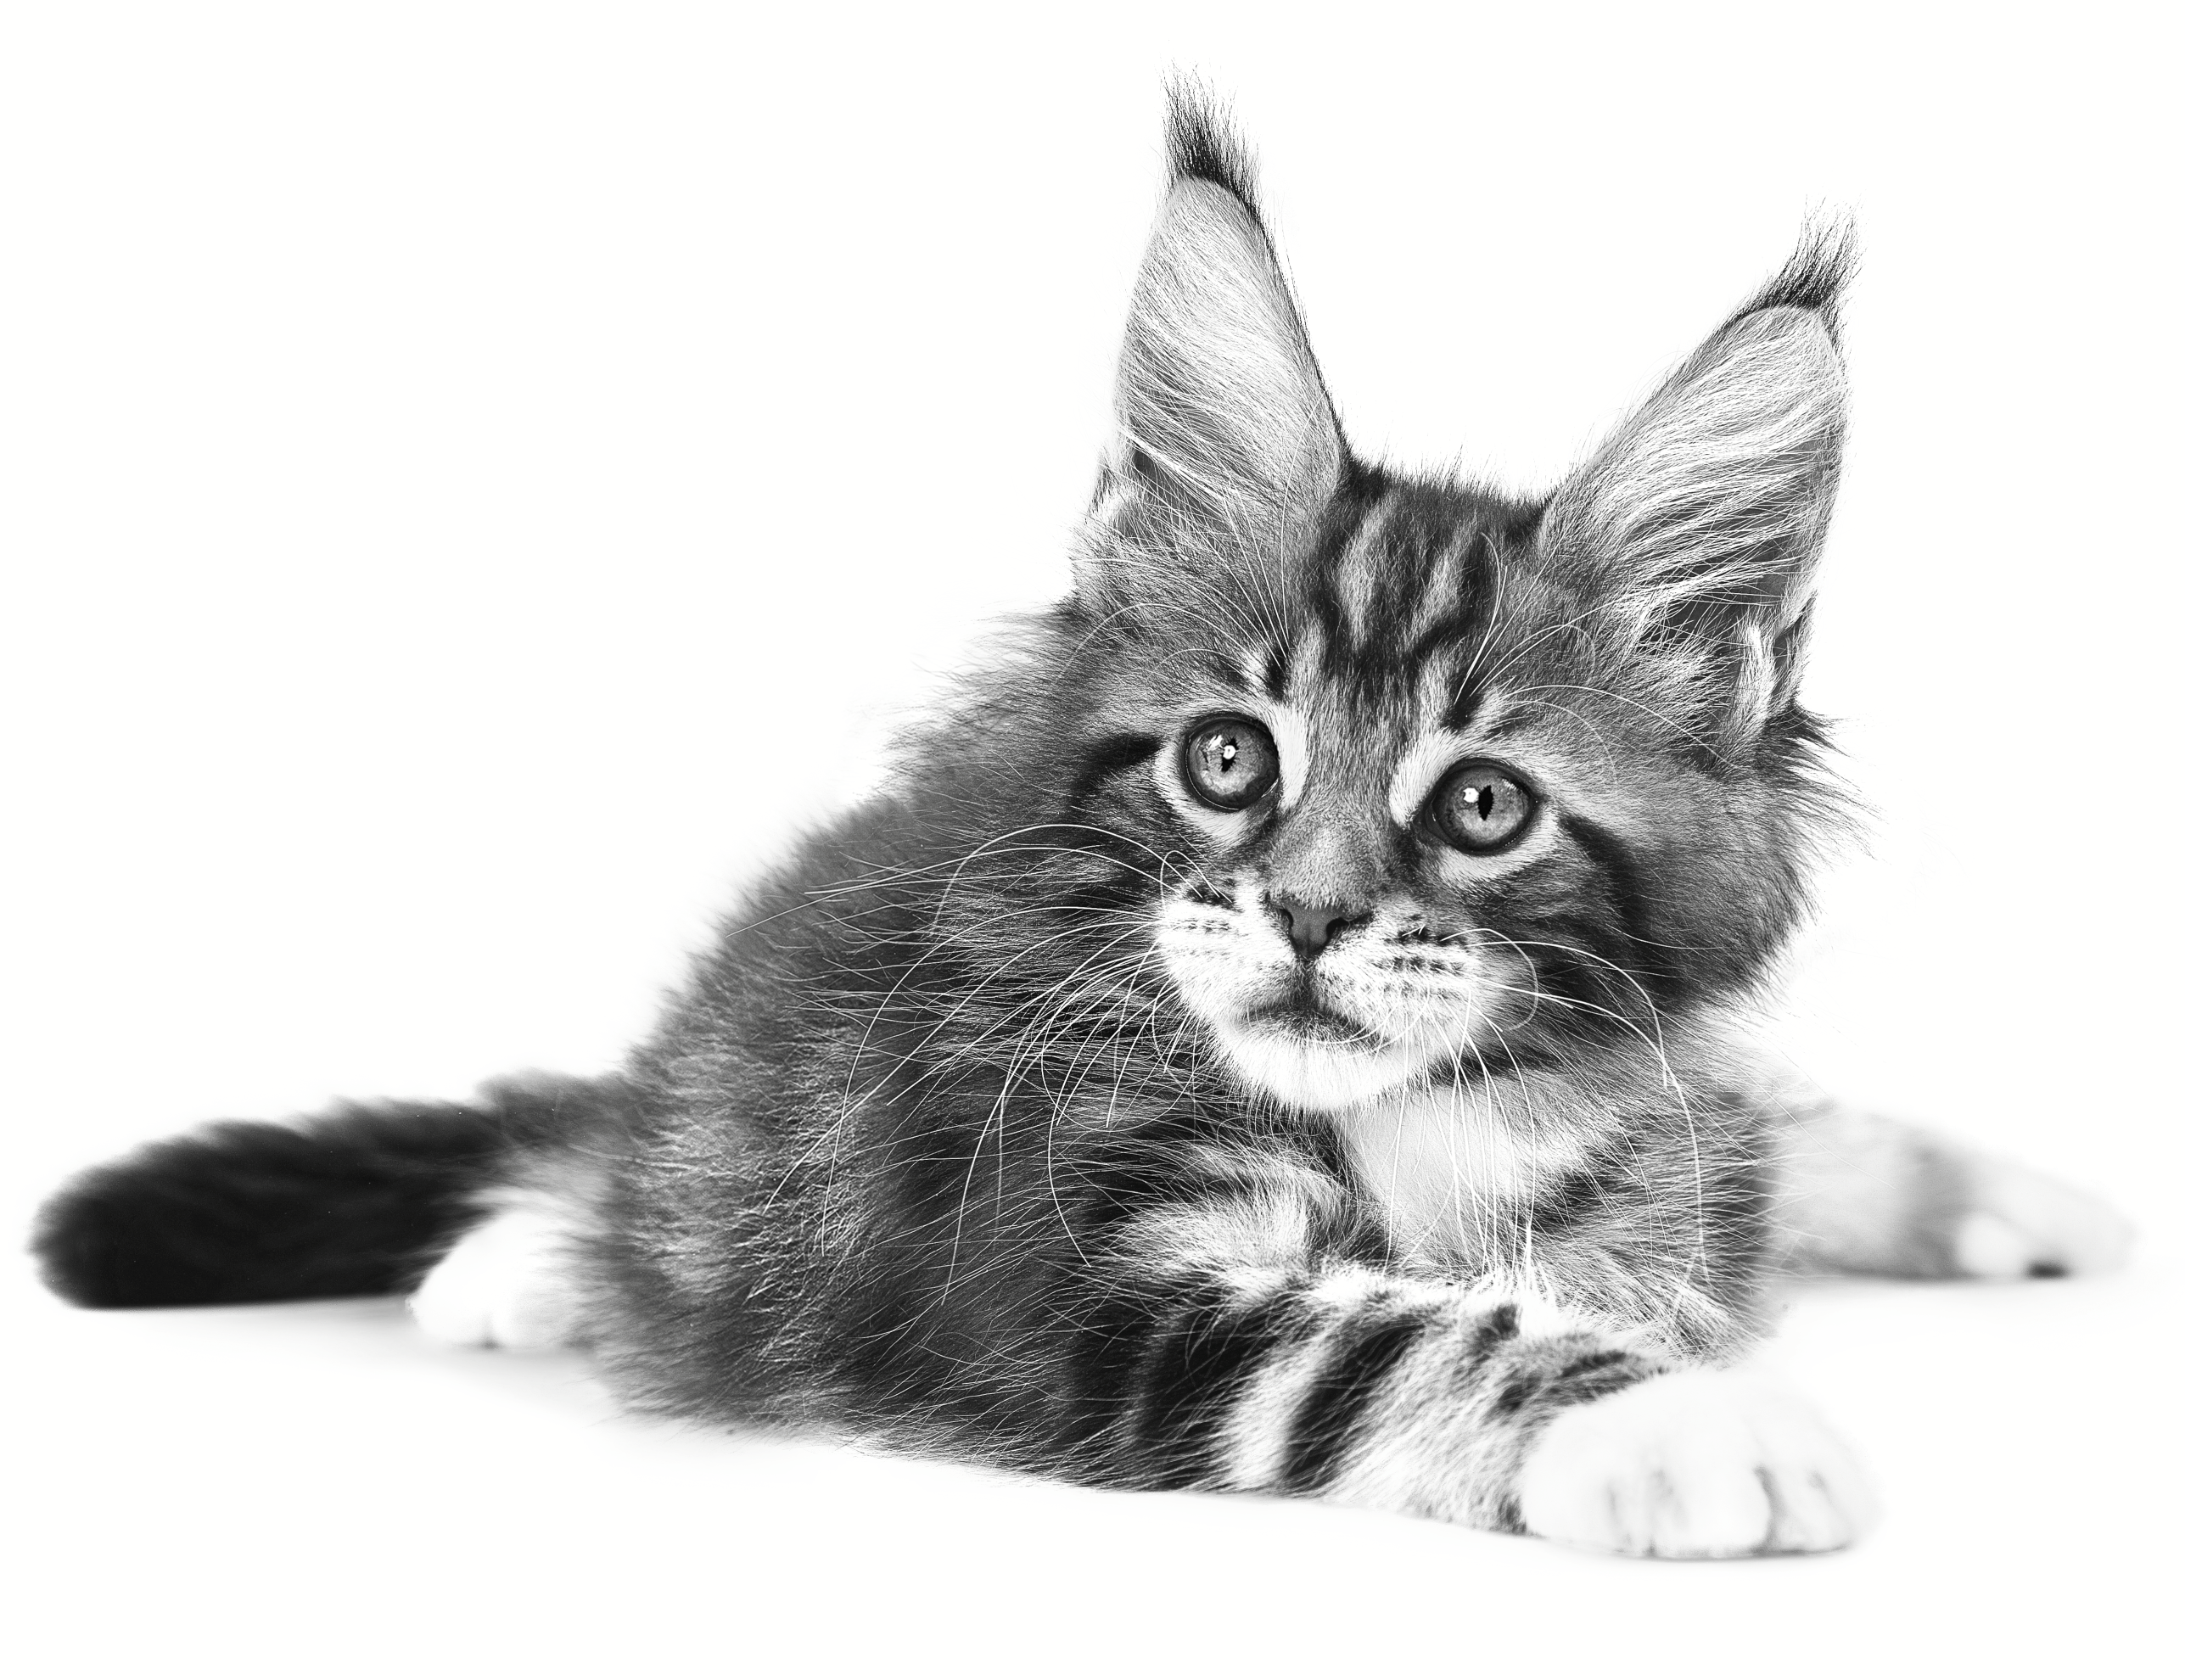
xmin=1104 ymin=1259 xmax=1666 ymax=1532
xmin=1075 ymin=1194 xmax=1874 ymax=1555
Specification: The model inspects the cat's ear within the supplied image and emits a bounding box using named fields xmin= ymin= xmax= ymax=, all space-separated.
xmin=1092 ymin=94 xmax=1345 ymax=547
xmin=1541 ymin=228 xmax=1854 ymax=739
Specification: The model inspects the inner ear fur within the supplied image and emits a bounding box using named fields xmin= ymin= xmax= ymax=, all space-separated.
xmin=1113 ymin=176 xmax=1344 ymax=516
xmin=1542 ymin=242 xmax=1852 ymax=732
xmin=1080 ymin=94 xmax=1346 ymax=605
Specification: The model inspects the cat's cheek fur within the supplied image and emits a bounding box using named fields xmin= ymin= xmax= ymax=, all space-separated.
xmin=1516 ymin=1369 xmax=1878 ymax=1558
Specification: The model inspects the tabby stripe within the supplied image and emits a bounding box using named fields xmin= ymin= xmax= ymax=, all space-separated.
xmin=1557 ymin=812 xmax=1672 ymax=998
xmin=1406 ymin=529 xmax=1499 ymax=674
xmin=1521 ymin=936 xmax=1636 ymax=1024
xmin=1466 ymin=1299 xmax=1521 ymax=1354
xmin=1492 ymin=1346 xmax=1649 ymax=1418
xmin=1525 ymin=1168 xmax=1616 ymax=1240
xmin=1299 ymin=474 xmax=1386 ymax=681
xmin=1537 ymin=1348 xmax=1652 ymax=1409
xmin=1278 ymin=1309 xmax=1429 ymax=1492
xmin=1062 ymin=733 xmax=1161 ymax=815
xmin=1067 ymin=1292 xmax=1165 ymax=1451
xmin=1131 ymin=1288 xmax=1298 ymax=1488
xmin=1077 ymin=1155 xmax=1233 ymax=1235
xmin=1439 ymin=672 xmax=1488 ymax=735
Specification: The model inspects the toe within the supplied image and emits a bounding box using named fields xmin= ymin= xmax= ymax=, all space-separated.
xmin=1958 ymin=1162 xmax=2135 ymax=1279
xmin=1652 ymin=1431 xmax=1772 ymax=1559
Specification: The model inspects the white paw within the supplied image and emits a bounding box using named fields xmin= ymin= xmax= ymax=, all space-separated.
xmin=1954 ymin=1161 xmax=2133 ymax=1280
xmin=1516 ymin=1369 xmax=1877 ymax=1559
xmin=407 ymin=1200 xmax=585 ymax=1351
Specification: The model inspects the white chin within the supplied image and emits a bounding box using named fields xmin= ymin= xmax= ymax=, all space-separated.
xmin=1213 ymin=1022 xmax=1426 ymax=1112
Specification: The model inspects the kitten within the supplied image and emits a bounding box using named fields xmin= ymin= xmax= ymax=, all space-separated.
xmin=33 ymin=92 xmax=2129 ymax=1558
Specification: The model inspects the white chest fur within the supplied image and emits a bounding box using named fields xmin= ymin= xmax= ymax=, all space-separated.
xmin=1329 ymin=1080 xmax=1591 ymax=1262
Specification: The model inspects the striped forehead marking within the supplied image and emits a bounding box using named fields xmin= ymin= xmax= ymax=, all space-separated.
xmin=1291 ymin=499 xmax=1504 ymax=731
xmin=1331 ymin=496 xmax=1401 ymax=650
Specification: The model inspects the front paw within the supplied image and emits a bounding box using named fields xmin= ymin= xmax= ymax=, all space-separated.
xmin=1516 ymin=1369 xmax=1876 ymax=1559
xmin=1952 ymin=1158 xmax=2132 ymax=1280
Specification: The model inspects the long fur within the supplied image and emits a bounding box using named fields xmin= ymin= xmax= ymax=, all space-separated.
xmin=32 ymin=90 xmax=2106 ymax=1543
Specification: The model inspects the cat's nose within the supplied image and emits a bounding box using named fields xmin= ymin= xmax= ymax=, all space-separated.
xmin=1267 ymin=895 xmax=1356 ymax=961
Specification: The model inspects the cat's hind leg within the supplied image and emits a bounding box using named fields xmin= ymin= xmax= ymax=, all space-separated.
xmin=1771 ymin=1086 xmax=2132 ymax=1280
xmin=406 ymin=1185 xmax=595 ymax=1350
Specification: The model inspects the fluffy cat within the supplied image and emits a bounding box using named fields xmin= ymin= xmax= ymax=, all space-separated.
xmin=34 ymin=93 xmax=2129 ymax=1558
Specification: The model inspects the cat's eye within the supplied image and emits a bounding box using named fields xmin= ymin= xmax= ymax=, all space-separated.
xmin=1427 ymin=761 xmax=1538 ymax=853
xmin=1180 ymin=716 xmax=1279 ymax=811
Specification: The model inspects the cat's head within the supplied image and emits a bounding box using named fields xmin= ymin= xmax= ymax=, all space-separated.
xmin=1037 ymin=97 xmax=1850 ymax=1114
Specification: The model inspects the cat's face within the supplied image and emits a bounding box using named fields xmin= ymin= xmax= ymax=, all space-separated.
xmin=1145 ymin=495 xmax=1634 ymax=1112
xmin=1073 ymin=478 xmax=1824 ymax=1113
xmin=1049 ymin=127 xmax=1848 ymax=1115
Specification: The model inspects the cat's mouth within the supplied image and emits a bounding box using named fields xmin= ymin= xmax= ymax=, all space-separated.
xmin=1242 ymin=994 xmax=1385 ymax=1048
xmin=1212 ymin=985 xmax=1426 ymax=1110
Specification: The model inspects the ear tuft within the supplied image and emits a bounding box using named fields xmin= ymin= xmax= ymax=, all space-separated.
xmin=1164 ymin=79 xmax=1261 ymax=209
xmin=1738 ymin=214 xmax=1858 ymax=342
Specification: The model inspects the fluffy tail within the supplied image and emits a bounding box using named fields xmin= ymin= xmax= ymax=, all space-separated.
xmin=33 ymin=1074 xmax=625 ymax=1308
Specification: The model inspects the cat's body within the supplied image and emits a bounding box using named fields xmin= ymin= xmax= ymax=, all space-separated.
xmin=34 ymin=97 xmax=2126 ymax=1558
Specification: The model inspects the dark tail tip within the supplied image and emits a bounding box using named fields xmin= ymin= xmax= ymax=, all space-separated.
xmin=32 ymin=1103 xmax=514 ymax=1308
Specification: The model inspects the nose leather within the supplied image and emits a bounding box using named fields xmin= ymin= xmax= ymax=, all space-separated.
xmin=1261 ymin=762 xmax=1389 ymax=961
xmin=1268 ymin=895 xmax=1353 ymax=960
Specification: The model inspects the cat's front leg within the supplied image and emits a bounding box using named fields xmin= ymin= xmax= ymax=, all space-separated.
xmin=1085 ymin=1191 xmax=1873 ymax=1554
xmin=1515 ymin=1367 xmax=1874 ymax=1557
xmin=1280 ymin=1288 xmax=1874 ymax=1556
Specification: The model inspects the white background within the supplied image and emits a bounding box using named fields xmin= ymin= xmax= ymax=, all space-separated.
xmin=4 ymin=3 xmax=2180 ymax=1675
